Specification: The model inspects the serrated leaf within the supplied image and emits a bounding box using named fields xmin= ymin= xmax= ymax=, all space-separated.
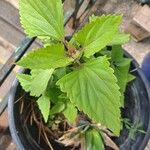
xmin=71 ymin=15 xmax=122 ymax=58
xmin=17 ymin=44 xmax=73 ymax=69
xmin=17 ymin=69 xmax=54 ymax=97
xmin=85 ymin=129 xmax=104 ymax=150
xmin=111 ymin=46 xmax=132 ymax=106
xmin=89 ymin=15 xmax=129 ymax=46
xmin=109 ymin=33 xmax=130 ymax=45
xmin=46 ymin=86 xmax=62 ymax=103
xmin=54 ymin=68 xmax=67 ymax=80
xmin=50 ymin=102 xmax=65 ymax=115
xmin=89 ymin=14 xmax=98 ymax=22
xmin=37 ymin=94 xmax=50 ymax=122
xmin=16 ymin=74 xmax=31 ymax=91
xmin=19 ymin=0 xmax=64 ymax=41
xmin=57 ymin=56 xmax=121 ymax=135
xmin=63 ymin=102 xmax=77 ymax=124
xmin=127 ymin=74 xmax=135 ymax=82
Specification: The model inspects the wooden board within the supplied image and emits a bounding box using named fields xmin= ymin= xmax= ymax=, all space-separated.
xmin=125 ymin=5 xmax=150 ymax=42
xmin=125 ymin=21 xmax=150 ymax=42
xmin=133 ymin=5 xmax=150 ymax=33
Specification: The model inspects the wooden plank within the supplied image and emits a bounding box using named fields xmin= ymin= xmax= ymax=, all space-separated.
xmin=0 ymin=18 xmax=25 ymax=47
xmin=0 ymin=70 xmax=16 ymax=103
xmin=0 ymin=1 xmax=21 ymax=32
xmin=133 ymin=5 xmax=150 ymax=32
xmin=125 ymin=21 xmax=150 ymax=42
xmin=5 ymin=0 xmax=19 ymax=9
xmin=0 ymin=110 xmax=8 ymax=129
xmin=0 ymin=37 xmax=15 ymax=65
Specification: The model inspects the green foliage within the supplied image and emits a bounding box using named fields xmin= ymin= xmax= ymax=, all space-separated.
xmin=85 ymin=129 xmax=104 ymax=150
xmin=110 ymin=33 xmax=130 ymax=45
xmin=50 ymin=102 xmax=65 ymax=115
xmin=37 ymin=94 xmax=50 ymax=122
xmin=17 ymin=44 xmax=73 ymax=69
xmin=71 ymin=15 xmax=122 ymax=58
xmin=111 ymin=46 xmax=134 ymax=106
xmin=17 ymin=69 xmax=54 ymax=97
xmin=122 ymin=118 xmax=146 ymax=140
xmin=89 ymin=15 xmax=130 ymax=45
xmin=17 ymin=69 xmax=54 ymax=122
xmin=18 ymin=0 xmax=132 ymax=147
xmin=57 ymin=56 xmax=121 ymax=135
xmin=19 ymin=0 xmax=64 ymax=41
xmin=63 ymin=102 xmax=77 ymax=124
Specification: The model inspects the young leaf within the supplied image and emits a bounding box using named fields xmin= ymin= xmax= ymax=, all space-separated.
xmin=57 ymin=56 xmax=121 ymax=135
xmin=46 ymin=86 xmax=62 ymax=103
xmin=17 ymin=69 xmax=54 ymax=97
xmin=71 ymin=15 xmax=122 ymax=58
xmin=85 ymin=129 xmax=104 ymax=150
xmin=127 ymin=74 xmax=135 ymax=82
xmin=19 ymin=0 xmax=64 ymax=41
xmin=109 ymin=33 xmax=130 ymax=45
xmin=89 ymin=15 xmax=129 ymax=45
xmin=63 ymin=102 xmax=77 ymax=124
xmin=54 ymin=68 xmax=67 ymax=80
xmin=16 ymin=74 xmax=31 ymax=91
xmin=37 ymin=94 xmax=50 ymax=122
xmin=17 ymin=44 xmax=73 ymax=69
xmin=50 ymin=102 xmax=65 ymax=115
xmin=111 ymin=46 xmax=132 ymax=106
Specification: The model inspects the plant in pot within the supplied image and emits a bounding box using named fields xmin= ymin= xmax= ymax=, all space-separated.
xmin=8 ymin=0 xmax=150 ymax=150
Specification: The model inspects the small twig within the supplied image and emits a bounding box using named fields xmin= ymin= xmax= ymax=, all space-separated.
xmin=38 ymin=117 xmax=42 ymax=144
xmin=15 ymin=93 xmax=26 ymax=104
xmin=101 ymin=132 xmax=119 ymax=150
xmin=24 ymin=106 xmax=32 ymax=124
xmin=20 ymin=99 xmax=24 ymax=114
xmin=130 ymin=67 xmax=138 ymax=73
xmin=91 ymin=123 xmax=115 ymax=137
xmin=80 ymin=137 xmax=85 ymax=150
xmin=32 ymin=104 xmax=53 ymax=149
xmin=24 ymin=109 xmax=32 ymax=124
xmin=75 ymin=59 xmax=81 ymax=66
xmin=42 ymin=126 xmax=54 ymax=150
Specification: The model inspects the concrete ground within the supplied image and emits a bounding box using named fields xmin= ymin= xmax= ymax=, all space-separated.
xmin=0 ymin=0 xmax=149 ymax=149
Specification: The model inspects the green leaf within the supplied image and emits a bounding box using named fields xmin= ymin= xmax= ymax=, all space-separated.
xmin=37 ymin=94 xmax=50 ymax=122
xmin=85 ymin=129 xmax=104 ymax=150
xmin=16 ymin=74 xmax=31 ymax=91
xmin=109 ymin=33 xmax=130 ymax=45
xmin=19 ymin=0 xmax=64 ymax=41
xmin=57 ymin=56 xmax=121 ymax=135
xmin=17 ymin=44 xmax=73 ymax=69
xmin=50 ymin=102 xmax=65 ymax=115
xmin=89 ymin=14 xmax=98 ymax=22
xmin=54 ymin=68 xmax=67 ymax=80
xmin=46 ymin=86 xmax=62 ymax=103
xmin=71 ymin=15 xmax=122 ymax=58
xmin=127 ymin=74 xmax=135 ymax=82
xmin=17 ymin=69 xmax=54 ymax=97
xmin=89 ymin=15 xmax=130 ymax=45
xmin=63 ymin=102 xmax=77 ymax=124
xmin=111 ymin=46 xmax=132 ymax=106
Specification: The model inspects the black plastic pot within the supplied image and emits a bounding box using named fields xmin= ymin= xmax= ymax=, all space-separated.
xmin=137 ymin=0 xmax=150 ymax=4
xmin=141 ymin=52 xmax=150 ymax=82
xmin=8 ymin=52 xmax=150 ymax=150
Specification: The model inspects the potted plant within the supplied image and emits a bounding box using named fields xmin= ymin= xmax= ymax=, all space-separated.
xmin=8 ymin=0 xmax=150 ymax=150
